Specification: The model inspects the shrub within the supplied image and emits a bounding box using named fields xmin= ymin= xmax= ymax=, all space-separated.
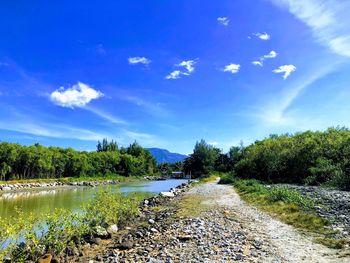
xmin=267 ymin=187 xmax=314 ymax=210
xmin=0 ymin=190 xmax=150 ymax=262
xmin=218 ymin=173 xmax=235 ymax=184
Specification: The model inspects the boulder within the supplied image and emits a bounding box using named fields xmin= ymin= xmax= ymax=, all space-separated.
xmin=95 ymin=226 xmax=109 ymax=238
xmin=38 ymin=254 xmax=52 ymax=263
xmin=107 ymin=224 xmax=119 ymax=235
xmin=160 ymin=192 xmax=175 ymax=198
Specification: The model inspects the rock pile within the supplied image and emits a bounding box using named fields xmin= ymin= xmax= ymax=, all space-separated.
xmin=278 ymin=184 xmax=350 ymax=242
xmin=0 ymin=180 xmax=118 ymax=192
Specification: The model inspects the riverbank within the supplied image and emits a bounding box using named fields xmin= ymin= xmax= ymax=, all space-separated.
xmin=0 ymin=175 xmax=157 ymax=193
xmin=63 ymin=179 xmax=349 ymax=262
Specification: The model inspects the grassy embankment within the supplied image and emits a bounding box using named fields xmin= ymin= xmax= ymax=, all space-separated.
xmin=0 ymin=189 xmax=152 ymax=262
xmin=219 ymin=174 xmax=348 ymax=249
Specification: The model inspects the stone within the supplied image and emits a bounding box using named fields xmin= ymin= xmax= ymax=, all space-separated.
xmin=107 ymin=224 xmax=119 ymax=235
xmin=148 ymin=219 xmax=155 ymax=224
xmin=150 ymin=228 xmax=158 ymax=233
xmin=2 ymin=186 xmax=11 ymax=191
xmin=38 ymin=254 xmax=52 ymax=263
xmin=160 ymin=192 xmax=175 ymax=198
xmin=116 ymin=241 xmax=134 ymax=250
xmin=95 ymin=226 xmax=109 ymax=238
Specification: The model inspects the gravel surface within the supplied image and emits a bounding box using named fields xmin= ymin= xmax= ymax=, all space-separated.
xmin=277 ymin=184 xmax=350 ymax=240
xmin=76 ymin=181 xmax=349 ymax=262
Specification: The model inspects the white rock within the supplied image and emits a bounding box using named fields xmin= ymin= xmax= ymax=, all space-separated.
xmin=107 ymin=224 xmax=119 ymax=234
xmin=160 ymin=191 xmax=175 ymax=198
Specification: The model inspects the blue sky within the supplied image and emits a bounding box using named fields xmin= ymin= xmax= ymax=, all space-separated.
xmin=1 ymin=0 xmax=350 ymax=154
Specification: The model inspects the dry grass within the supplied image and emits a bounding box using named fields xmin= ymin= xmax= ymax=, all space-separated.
xmin=175 ymin=194 xmax=208 ymax=217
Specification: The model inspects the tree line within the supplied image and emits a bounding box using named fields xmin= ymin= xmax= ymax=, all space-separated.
xmin=0 ymin=140 xmax=157 ymax=181
xmin=183 ymin=127 xmax=350 ymax=190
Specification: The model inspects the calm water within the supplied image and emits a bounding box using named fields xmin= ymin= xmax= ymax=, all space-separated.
xmin=0 ymin=179 xmax=188 ymax=220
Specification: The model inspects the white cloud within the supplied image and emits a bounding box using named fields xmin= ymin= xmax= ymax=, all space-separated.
xmin=252 ymin=61 xmax=264 ymax=67
xmin=255 ymin=62 xmax=338 ymax=126
xmin=271 ymin=0 xmax=350 ymax=57
xmin=178 ymin=60 xmax=196 ymax=73
xmin=50 ymin=82 xmax=103 ymax=108
xmin=166 ymin=70 xmax=182 ymax=80
xmin=263 ymin=50 xmax=278 ymax=59
xmin=254 ymin=32 xmax=270 ymax=40
xmin=217 ymin=17 xmax=230 ymax=26
xmin=128 ymin=56 xmax=151 ymax=65
xmin=252 ymin=50 xmax=278 ymax=67
xmin=165 ymin=59 xmax=197 ymax=80
xmin=0 ymin=62 xmax=9 ymax=67
xmin=273 ymin=65 xmax=296 ymax=79
xmin=222 ymin=63 xmax=241 ymax=74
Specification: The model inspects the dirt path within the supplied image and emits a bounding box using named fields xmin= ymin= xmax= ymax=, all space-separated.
xmin=193 ymin=180 xmax=348 ymax=263
xmin=84 ymin=181 xmax=349 ymax=262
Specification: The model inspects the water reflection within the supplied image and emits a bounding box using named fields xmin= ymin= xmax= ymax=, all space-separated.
xmin=0 ymin=179 xmax=187 ymax=220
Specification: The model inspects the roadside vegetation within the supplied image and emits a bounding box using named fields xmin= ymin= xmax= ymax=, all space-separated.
xmin=184 ymin=127 xmax=350 ymax=190
xmin=223 ymin=177 xmax=348 ymax=249
xmin=0 ymin=139 xmax=158 ymax=182
xmin=0 ymin=190 xmax=150 ymax=262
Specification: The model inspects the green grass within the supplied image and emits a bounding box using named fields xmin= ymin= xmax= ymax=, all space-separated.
xmin=231 ymin=178 xmax=348 ymax=249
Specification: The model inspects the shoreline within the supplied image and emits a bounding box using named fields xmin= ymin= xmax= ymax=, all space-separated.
xmin=0 ymin=176 xmax=168 ymax=193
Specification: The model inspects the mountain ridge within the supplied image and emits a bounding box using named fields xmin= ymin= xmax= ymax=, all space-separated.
xmin=147 ymin=148 xmax=187 ymax=164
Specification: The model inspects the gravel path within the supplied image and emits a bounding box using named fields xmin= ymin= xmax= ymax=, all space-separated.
xmin=84 ymin=181 xmax=349 ymax=262
xmin=191 ymin=181 xmax=348 ymax=263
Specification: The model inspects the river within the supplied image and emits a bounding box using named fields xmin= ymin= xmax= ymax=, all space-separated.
xmin=0 ymin=179 xmax=188 ymax=221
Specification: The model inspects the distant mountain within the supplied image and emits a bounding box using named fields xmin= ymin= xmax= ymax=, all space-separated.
xmin=147 ymin=148 xmax=187 ymax=164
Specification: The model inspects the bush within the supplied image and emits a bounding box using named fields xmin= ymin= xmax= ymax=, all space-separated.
xmin=267 ymin=187 xmax=314 ymax=209
xmin=218 ymin=173 xmax=235 ymax=184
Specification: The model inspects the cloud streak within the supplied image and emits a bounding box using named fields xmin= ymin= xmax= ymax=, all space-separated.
xmin=217 ymin=17 xmax=230 ymax=26
xmin=128 ymin=56 xmax=151 ymax=65
xmin=222 ymin=63 xmax=241 ymax=74
xmin=273 ymin=65 xmax=296 ymax=79
xmin=252 ymin=50 xmax=278 ymax=67
xmin=253 ymin=32 xmax=270 ymax=40
xmin=165 ymin=59 xmax=197 ymax=80
xmin=271 ymin=0 xmax=350 ymax=57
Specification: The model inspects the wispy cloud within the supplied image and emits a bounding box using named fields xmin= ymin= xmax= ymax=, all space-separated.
xmin=222 ymin=63 xmax=241 ymax=74
xmin=252 ymin=50 xmax=278 ymax=67
xmin=0 ymin=120 xmax=112 ymax=141
xmin=84 ymin=106 xmax=127 ymax=125
xmin=0 ymin=62 xmax=9 ymax=67
xmin=263 ymin=50 xmax=278 ymax=59
xmin=50 ymin=82 xmax=103 ymax=108
xmin=166 ymin=70 xmax=181 ymax=80
xmin=273 ymin=65 xmax=296 ymax=79
xmin=252 ymin=61 xmax=263 ymax=67
xmin=253 ymin=32 xmax=270 ymax=40
xmin=121 ymin=95 xmax=167 ymax=116
xmin=165 ymin=59 xmax=197 ymax=80
xmin=271 ymin=0 xmax=350 ymax=57
xmin=217 ymin=17 xmax=230 ymax=26
xmin=128 ymin=56 xmax=151 ymax=65
xmin=255 ymin=62 xmax=338 ymax=126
